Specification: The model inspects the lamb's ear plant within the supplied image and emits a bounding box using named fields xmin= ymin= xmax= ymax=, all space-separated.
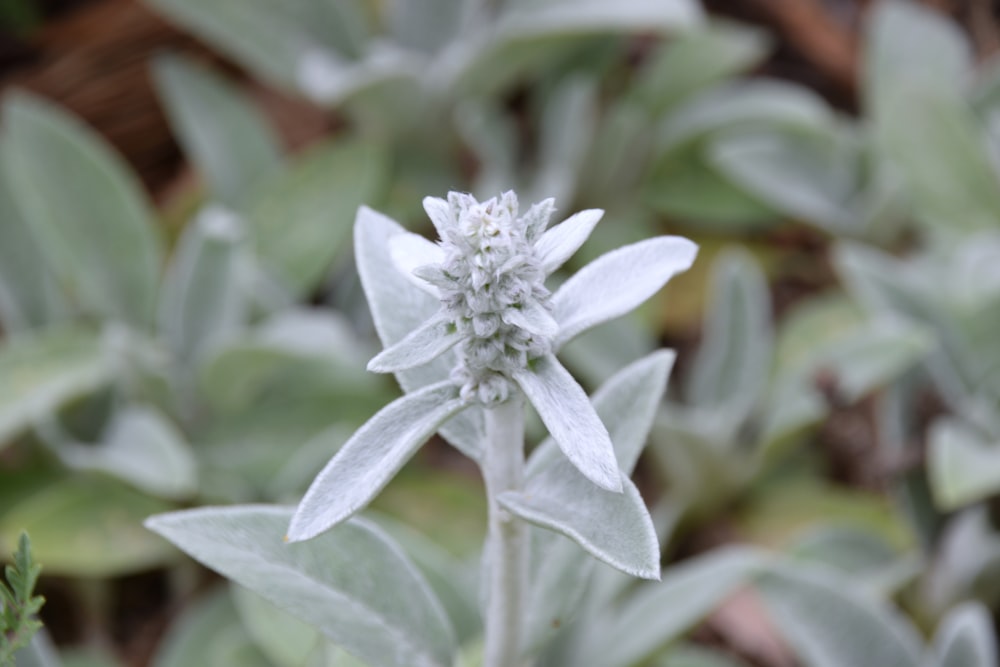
xmin=147 ymin=191 xmax=699 ymax=666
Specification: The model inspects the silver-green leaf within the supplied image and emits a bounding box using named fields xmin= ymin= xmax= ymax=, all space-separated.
xmin=757 ymin=565 xmax=923 ymax=667
xmin=288 ymin=381 xmax=467 ymax=542
xmin=3 ymin=92 xmax=163 ymax=329
xmin=146 ymin=506 xmax=456 ymax=667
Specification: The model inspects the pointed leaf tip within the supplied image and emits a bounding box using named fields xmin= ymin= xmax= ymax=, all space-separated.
xmin=422 ymin=196 xmax=453 ymax=237
xmin=288 ymin=381 xmax=467 ymax=541
xmin=514 ymin=354 xmax=623 ymax=493
xmin=553 ymin=236 xmax=698 ymax=347
xmin=535 ymin=208 xmax=604 ymax=274
xmin=367 ymin=313 xmax=461 ymax=373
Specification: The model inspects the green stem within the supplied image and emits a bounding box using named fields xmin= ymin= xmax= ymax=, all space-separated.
xmin=482 ymin=395 xmax=528 ymax=667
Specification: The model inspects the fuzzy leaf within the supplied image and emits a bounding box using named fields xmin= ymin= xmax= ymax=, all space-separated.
xmin=371 ymin=515 xmax=480 ymax=645
xmin=0 ymin=478 xmax=176 ymax=577
xmin=421 ymin=197 xmax=453 ymax=239
xmin=758 ymin=565 xmax=923 ymax=667
xmin=53 ymin=406 xmax=198 ymax=500
xmin=524 ymin=349 xmax=676 ymax=478
xmin=535 ymin=209 xmax=604 ymax=275
xmin=146 ymin=506 xmax=456 ymax=667
xmin=355 ymin=206 xmax=484 ymax=459
xmin=929 ymin=602 xmax=998 ymax=667
xmin=3 ymin=92 xmax=163 ymax=329
xmin=0 ymin=168 xmax=66 ymax=333
xmin=442 ymin=0 xmax=701 ymax=97
xmin=552 ymin=236 xmax=697 ymax=346
xmin=496 ymin=0 xmax=702 ymax=39
xmin=656 ymin=80 xmax=832 ymax=154
xmin=388 ymin=232 xmax=444 ymax=296
xmin=158 ymin=206 xmax=248 ymax=367
xmin=880 ymin=87 xmax=1000 ymax=235
xmin=864 ymin=0 xmax=971 ymax=116
xmin=288 ymin=381 xmax=467 ymax=541
xmin=633 ymin=21 xmax=770 ymax=114
xmin=709 ymin=125 xmax=862 ymax=233
xmin=385 ymin=0 xmax=464 ymax=54
xmin=151 ymin=589 xmax=272 ymax=667
xmin=928 ymin=418 xmax=1000 ymax=510
xmin=685 ymin=249 xmax=772 ymax=417
xmin=367 ymin=312 xmax=460 ymax=373
xmin=0 ymin=328 xmax=110 ymax=449
xmin=145 ymin=0 xmax=371 ymax=90
xmin=246 ymin=139 xmax=385 ymax=296
xmin=575 ymin=548 xmax=767 ymax=667
xmin=500 ymin=474 xmax=658 ymax=579
xmin=645 ymin=149 xmax=776 ymax=228
xmin=230 ymin=586 xmax=331 ymax=667
xmin=153 ymin=54 xmax=283 ymax=206
xmin=513 ymin=354 xmax=621 ymax=492
xmin=528 ymin=77 xmax=598 ymax=206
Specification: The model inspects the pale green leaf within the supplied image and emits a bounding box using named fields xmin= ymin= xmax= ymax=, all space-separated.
xmin=864 ymin=0 xmax=971 ymax=117
xmin=231 ymin=585 xmax=329 ymax=667
xmin=200 ymin=309 xmax=377 ymax=413
xmin=656 ymin=645 xmax=747 ymax=667
xmin=370 ymin=515 xmax=480 ymax=645
xmin=513 ymin=354 xmax=621 ymax=492
xmin=146 ymin=506 xmax=456 ymax=667
xmin=496 ymin=0 xmax=702 ymax=38
xmin=442 ymin=0 xmax=701 ymax=96
xmin=151 ymin=588 xmax=271 ymax=667
xmin=0 ymin=478 xmax=176 ymax=577
xmin=552 ymin=236 xmax=698 ymax=346
xmin=53 ymin=405 xmax=198 ymax=500
xmin=928 ymin=418 xmax=1000 ymax=510
xmin=153 ymin=54 xmax=283 ymax=206
xmin=385 ymin=0 xmax=466 ymax=54
xmin=645 ymin=151 xmax=776 ymax=228
xmin=3 ymin=93 xmax=163 ymax=328
xmin=686 ymin=249 xmax=771 ymax=419
xmin=145 ymin=0 xmax=370 ymax=90
xmin=656 ymin=80 xmax=832 ymax=155
xmin=367 ymin=312 xmax=461 ymax=373
xmin=288 ymin=382 xmax=467 ymax=541
xmin=575 ymin=548 xmax=767 ymax=667
xmin=0 ymin=327 xmax=110 ymax=449
xmin=633 ymin=21 xmax=770 ymax=114
xmin=928 ymin=602 xmax=998 ymax=667
xmin=880 ymin=88 xmax=1000 ymax=234
xmin=709 ymin=125 xmax=863 ymax=233
xmin=758 ymin=565 xmax=923 ymax=667
xmin=246 ymin=139 xmax=385 ymax=296
xmin=528 ymin=76 xmax=598 ymax=206
xmin=0 ymin=166 xmax=67 ymax=332
xmin=158 ymin=206 xmax=249 ymax=368
xmin=501 ymin=474 xmax=657 ymax=579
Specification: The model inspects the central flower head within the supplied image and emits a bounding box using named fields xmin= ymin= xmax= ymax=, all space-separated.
xmin=429 ymin=192 xmax=557 ymax=404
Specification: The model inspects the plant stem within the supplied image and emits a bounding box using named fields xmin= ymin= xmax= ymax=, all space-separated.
xmin=482 ymin=395 xmax=528 ymax=667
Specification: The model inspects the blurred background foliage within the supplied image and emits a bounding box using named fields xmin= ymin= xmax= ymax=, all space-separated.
xmin=0 ymin=0 xmax=999 ymax=665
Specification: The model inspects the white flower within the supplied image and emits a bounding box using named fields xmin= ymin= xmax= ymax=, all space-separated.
xmin=287 ymin=192 xmax=697 ymax=542
xmin=369 ymin=191 xmax=561 ymax=404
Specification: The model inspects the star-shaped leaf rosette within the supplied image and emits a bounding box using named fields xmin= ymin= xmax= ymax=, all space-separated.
xmin=288 ymin=191 xmax=696 ymax=576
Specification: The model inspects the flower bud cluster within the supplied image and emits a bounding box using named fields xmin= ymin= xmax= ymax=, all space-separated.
xmin=423 ymin=192 xmax=554 ymax=404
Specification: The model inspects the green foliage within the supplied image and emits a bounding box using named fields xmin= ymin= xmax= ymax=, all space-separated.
xmin=0 ymin=533 xmax=45 ymax=666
